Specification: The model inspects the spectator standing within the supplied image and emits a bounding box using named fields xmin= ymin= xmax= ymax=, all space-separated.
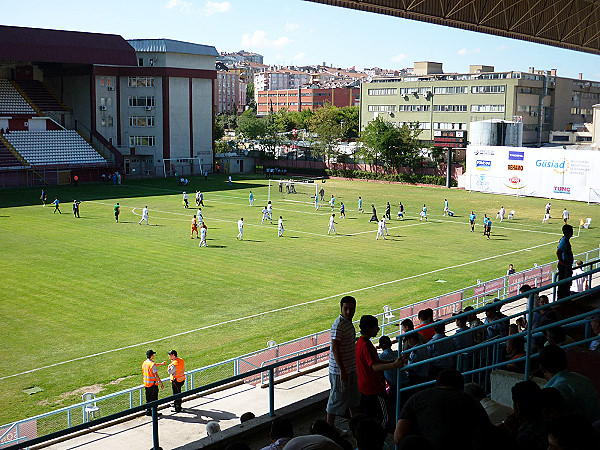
xmin=142 ymin=350 xmax=165 ymax=416
xmin=167 ymin=350 xmax=185 ymax=413
xmin=326 ymin=296 xmax=360 ymax=427
xmin=539 ymin=345 xmax=600 ymax=422
xmin=378 ymin=335 xmax=398 ymax=396
xmin=556 ymin=225 xmax=574 ymax=299
xmin=394 ymin=369 xmax=491 ymax=449
xmin=355 ymin=315 xmax=402 ymax=430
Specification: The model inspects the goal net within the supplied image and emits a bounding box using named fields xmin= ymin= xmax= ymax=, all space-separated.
xmin=162 ymin=158 xmax=204 ymax=178
xmin=588 ymin=188 xmax=600 ymax=205
xmin=268 ymin=178 xmax=319 ymax=203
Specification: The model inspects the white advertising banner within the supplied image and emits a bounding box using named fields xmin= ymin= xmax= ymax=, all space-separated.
xmin=465 ymin=145 xmax=600 ymax=202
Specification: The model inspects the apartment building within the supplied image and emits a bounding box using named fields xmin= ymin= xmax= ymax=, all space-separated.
xmin=360 ymin=62 xmax=600 ymax=145
xmin=257 ymin=87 xmax=360 ymax=115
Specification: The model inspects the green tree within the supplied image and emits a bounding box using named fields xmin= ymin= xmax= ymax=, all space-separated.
xmin=214 ymin=119 xmax=225 ymax=141
xmin=337 ymin=106 xmax=359 ymax=140
xmin=236 ymin=109 xmax=266 ymax=140
xmin=359 ymin=117 xmax=423 ymax=171
xmin=246 ymin=82 xmax=256 ymax=112
xmin=309 ymin=103 xmax=342 ymax=163
xmin=217 ymin=113 xmax=237 ymax=131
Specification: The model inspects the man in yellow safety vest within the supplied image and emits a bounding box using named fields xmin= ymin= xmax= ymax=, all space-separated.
xmin=142 ymin=350 xmax=165 ymax=416
xmin=167 ymin=350 xmax=186 ymax=413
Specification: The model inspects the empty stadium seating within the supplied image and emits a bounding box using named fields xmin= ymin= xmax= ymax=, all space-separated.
xmin=14 ymin=79 xmax=67 ymax=111
xmin=0 ymin=79 xmax=35 ymax=114
xmin=3 ymin=130 xmax=107 ymax=166
xmin=0 ymin=139 xmax=23 ymax=167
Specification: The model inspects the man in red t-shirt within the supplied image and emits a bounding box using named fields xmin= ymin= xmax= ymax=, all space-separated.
xmin=356 ymin=314 xmax=403 ymax=431
xmin=415 ymin=308 xmax=435 ymax=341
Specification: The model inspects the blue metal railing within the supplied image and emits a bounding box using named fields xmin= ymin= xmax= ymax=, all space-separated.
xmin=2 ymin=257 xmax=599 ymax=449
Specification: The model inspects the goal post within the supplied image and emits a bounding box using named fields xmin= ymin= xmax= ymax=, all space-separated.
xmin=268 ymin=178 xmax=319 ymax=203
xmin=162 ymin=158 xmax=203 ymax=178
xmin=588 ymin=187 xmax=600 ymax=205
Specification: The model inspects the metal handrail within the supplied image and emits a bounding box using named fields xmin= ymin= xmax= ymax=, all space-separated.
xmin=2 ymin=253 xmax=599 ymax=449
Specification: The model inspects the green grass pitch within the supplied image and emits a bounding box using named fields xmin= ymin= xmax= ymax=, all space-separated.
xmin=0 ymin=174 xmax=598 ymax=425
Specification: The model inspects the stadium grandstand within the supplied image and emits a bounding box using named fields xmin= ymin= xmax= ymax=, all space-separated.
xmin=0 ymin=25 xmax=217 ymax=188
xmin=2 ymin=253 xmax=599 ymax=449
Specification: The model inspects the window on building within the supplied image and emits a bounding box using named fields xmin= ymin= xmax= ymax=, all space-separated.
xmin=128 ymin=77 xmax=155 ymax=88
xmin=130 ymin=136 xmax=156 ymax=146
xmin=398 ymin=104 xmax=430 ymax=112
xmin=129 ymin=116 xmax=155 ymax=127
xmin=138 ymin=58 xmax=144 ymax=67
xmin=400 ymin=87 xmax=431 ymax=96
xmin=368 ymin=88 xmax=398 ymax=96
xmin=368 ymin=105 xmax=397 ymax=112
xmin=108 ymin=116 xmax=113 ymax=127
xmin=128 ymin=96 xmax=155 ymax=107
xmin=517 ymin=105 xmax=539 ymax=116
xmin=433 ymin=122 xmax=467 ymax=130
xmin=106 ymin=97 xmax=112 ymax=107
xmin=433 ymin=86 xmax=468 ymax=94
xmin=471 ymin=85 xmax=506 ymax=94
xmin=470 ymin=104 xmax=505 ymax=112
xmin=100 ymin=97 xmax=106 ymax=106
xmin=107 ymin=78 xmax=112 ymax=87
xmin=433 ymin=105 xmax=467 ymax=112
xmin=99 ymin=77 xmax=105 ymax=87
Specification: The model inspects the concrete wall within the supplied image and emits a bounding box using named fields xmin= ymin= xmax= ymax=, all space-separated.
xmin=168 ymin=77 xmax=191 ymax=159
xmin=490 ymin=369 xmax=546 ymax=407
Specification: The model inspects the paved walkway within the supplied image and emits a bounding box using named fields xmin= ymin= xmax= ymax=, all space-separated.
xmin=41 ymin=274 xmax=600 ymax=450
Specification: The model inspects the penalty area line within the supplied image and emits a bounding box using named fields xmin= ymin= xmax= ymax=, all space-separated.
xmin=0 ymin=237 xmax=563 ymax=381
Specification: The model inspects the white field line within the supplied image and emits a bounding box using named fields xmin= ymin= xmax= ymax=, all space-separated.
xmin=0 ymin=236 xmax=573 ymax=381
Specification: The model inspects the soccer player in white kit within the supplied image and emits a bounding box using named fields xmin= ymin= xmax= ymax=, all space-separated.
xmin=381 ymin=216 xmax=389 ymax=235
xmin=139 ymin=206 xmax=149 ymax=225
xmin=261 ymin=206 xmax=269 ymax=224
xmin=195 ymin=191 xmax=201 ymax=206
xmin=237 ymin=218 xmax=244 ymax=240
xmin=199 ymin=223 xmax=207 ymax=247
xmin=278 ymin=216 xmax=284 ymax=237
xmin=562 ymin=208 xmax=569 ymax=224
xmin=196 ymin=208 xmax=203 ymax=225
xmin=328 ymin=214 xmax=337 ymax=235
xmin=267 ymin=201 xmax=273 ymax=222
xmin=183 ymin=192 xmax=189 ymax=208
xmin=376 ymin=218 xmax=386 ymax=240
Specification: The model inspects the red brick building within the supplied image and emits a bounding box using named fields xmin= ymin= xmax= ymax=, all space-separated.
xmin=257 ymin=87 xmax=360 ymax=115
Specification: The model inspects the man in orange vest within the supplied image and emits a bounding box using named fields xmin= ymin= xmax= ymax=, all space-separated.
xmin=142 ymin=350 xmax=165 ymax=416
xmin=167 ymin=350 xmax=186 ymax=413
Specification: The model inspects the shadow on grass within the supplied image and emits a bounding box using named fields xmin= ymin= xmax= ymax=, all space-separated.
xmin=0 ymin=174 xmax=268 ymax=209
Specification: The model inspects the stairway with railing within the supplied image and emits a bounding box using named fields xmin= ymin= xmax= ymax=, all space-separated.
xmin=0 ymin=137 xmax=24 ymax=168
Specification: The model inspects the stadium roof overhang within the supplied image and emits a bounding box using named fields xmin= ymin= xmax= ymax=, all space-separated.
xmin=0 ymin=25 xmax=138 ymax=66
xmin=304 ymin=0 xmax=600 ymax=56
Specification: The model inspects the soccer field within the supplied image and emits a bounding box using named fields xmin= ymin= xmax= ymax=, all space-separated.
xmin=0 ymin=174 xmax=598 ymax=424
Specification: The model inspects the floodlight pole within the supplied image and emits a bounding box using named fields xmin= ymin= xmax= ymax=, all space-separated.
xmin=446 ymin=147 xmax=452 ymax=188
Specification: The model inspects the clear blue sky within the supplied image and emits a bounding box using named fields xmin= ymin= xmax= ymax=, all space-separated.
xmin=4 ymin=0 xmax=599 ymax=80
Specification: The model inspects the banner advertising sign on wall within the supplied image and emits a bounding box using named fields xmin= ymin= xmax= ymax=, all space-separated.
xmin=465 ymin=146 xmax=599 ymax=202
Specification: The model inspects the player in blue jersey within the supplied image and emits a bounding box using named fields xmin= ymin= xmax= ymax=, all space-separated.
xmin=397 ymin=201 xmax=404 ymax=220
xmin=469 ymin=211 xmax=476 ymax=232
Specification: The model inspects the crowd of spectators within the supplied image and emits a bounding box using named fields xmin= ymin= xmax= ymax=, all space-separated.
xmin=210 ymin=289 xmax=600 ymax=450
